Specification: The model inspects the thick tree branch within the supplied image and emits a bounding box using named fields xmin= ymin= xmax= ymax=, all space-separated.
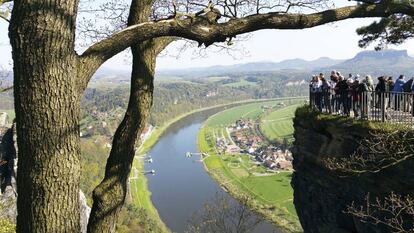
xmin=79 ymin=1 xmax=414 ymax=86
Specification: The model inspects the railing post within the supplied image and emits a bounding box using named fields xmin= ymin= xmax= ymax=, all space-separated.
xmin=381 ymin=92 xmax=386 ymax=122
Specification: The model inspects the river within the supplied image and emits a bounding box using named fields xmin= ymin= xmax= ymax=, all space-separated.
xmin=144 ymin=108 xmax=281 ymax=233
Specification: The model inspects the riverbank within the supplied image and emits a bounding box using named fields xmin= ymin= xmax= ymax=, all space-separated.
xmin=129 ymin=97 xmax=306 ymax=232
xmin=197 ymin=100 xmax=304 ymax=233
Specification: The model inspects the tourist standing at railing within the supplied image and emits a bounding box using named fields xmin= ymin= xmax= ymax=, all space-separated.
xmin=375 ymin=76 xmax=390 ymax=120
xmin=336 ymin=73 xmax=349 ymax=115
xmin=321 ymin=73 xmax=334 ymax=113
xmin=392 ymin=75 xmax=405 ymax=111
xmin=310 ymin=75 xmax=322 ymax=110
xmin=366 ymin=75 xmax=374 ymax=91
xmin=350 ymin=77 xmax=361 ymax=117
xmin=375 ymin=76 xmax=387 ymax=106
xmin=330 ymin=70 xmax=339 ymax=113
xmin=402 ymin=77 xmax=413 ymax=112
xmin=359 ymin=78 xmax=369 ymax=119
xmin=387 ymin=77 xmax=394 ymax=109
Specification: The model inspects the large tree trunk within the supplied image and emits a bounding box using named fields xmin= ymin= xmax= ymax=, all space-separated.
xmin=9 ymin=0 xmax=81 ymax=232
xmin=87 ymin=1 xmax=172 ymax=232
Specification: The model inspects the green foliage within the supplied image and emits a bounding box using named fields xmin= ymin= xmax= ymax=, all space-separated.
xmin=357 ymin=15 xmax=414 ymax=50
xmin=116 ymin=204 xmax=165 ymax=233
xmin=0 ymin=219 xmax=15 ymax=233
xmin=80 ymin=137 xmax=109 ymax=205
xmin=222 ymin=79 xmax=258 ymax=87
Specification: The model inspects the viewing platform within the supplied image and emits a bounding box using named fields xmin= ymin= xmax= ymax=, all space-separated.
xmin=310 ymin=89 xmax=414 ymax=125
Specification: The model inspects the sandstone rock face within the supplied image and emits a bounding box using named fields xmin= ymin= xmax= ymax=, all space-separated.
xmin=0 ymin=112 xmax=8 ymax=127
xmin=80 ymin=190 xmax=91 ymax=233
xmin=291 ymin=107 xmax=414 ymax=233
xmin=0 ymin=114 xmax=17 ymax=224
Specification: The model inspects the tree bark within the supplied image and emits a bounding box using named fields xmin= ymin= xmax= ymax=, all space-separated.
xmin=9 ymin=0 xmax=81 ymax=232
xmin=87 ymin=1 xmax=172 ymax=232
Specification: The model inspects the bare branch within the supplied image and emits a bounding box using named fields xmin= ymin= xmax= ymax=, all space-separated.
xmin=323 ymin=129 xmax=414 ymax=175
xmin=346 ymin=193 xmax=414 ymax=233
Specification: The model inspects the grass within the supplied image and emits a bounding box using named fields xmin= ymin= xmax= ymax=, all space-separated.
xmin=260 ymin=104 xmax=302 ymax=141
xmin=207 ymin=101 xmax=288 ymax=127
xmin=198 ymin=100 xmax=305 ymax=233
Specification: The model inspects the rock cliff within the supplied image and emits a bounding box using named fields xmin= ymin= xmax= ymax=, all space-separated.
xmin=291 ymin=106 xmax=414 ymax=233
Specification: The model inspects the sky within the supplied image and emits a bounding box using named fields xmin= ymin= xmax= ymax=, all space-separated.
xmin=1 ymin=0 xmax=414 ymax=71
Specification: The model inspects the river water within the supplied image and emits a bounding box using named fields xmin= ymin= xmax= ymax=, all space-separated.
xmin=144 ymin=107 xmax=281 ymax=233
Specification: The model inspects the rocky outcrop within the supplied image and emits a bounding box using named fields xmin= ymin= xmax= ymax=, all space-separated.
xmin=0 ymin=112 xmax=8 ymax=126
xmin=0 ymin=113 xmax=17 ymax=225
xmin=291 ymin=106 xmax=414 ymax=233
xmin=80 ymin=191 xmax=91 ymax=233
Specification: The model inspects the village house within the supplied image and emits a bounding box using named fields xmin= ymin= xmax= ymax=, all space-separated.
xmin=226 ymin=144 xmax=240 ymax=154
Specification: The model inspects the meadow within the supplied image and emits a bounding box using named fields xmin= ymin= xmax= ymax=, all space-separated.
xmin=206 ymin=98 xmax=304 ymax=127
xmin=260 ymin=104 xmax=302 ymax=141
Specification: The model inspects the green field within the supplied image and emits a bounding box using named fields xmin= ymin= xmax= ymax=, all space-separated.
xmin=206 ymin=99 xmax=303 ymax=127
xmin=222 ymin=79 xmax=259 ymax=87
xmin=198 ymin=99 xmax=304 ymax=233
xmin=260 ymin=104 xmax=301 ymax=141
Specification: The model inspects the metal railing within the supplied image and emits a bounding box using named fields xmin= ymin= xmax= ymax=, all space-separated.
xmin=309 ymin=87 xmax=414 ymax=124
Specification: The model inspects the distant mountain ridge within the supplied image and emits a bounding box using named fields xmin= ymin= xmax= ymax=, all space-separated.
xmin=156 ymin=57 xmax=345 ymax=77
xmin=4 ymin=49 xmax=413 ymax=82
xmin=328 ymin=49 xmax=414 ymax=76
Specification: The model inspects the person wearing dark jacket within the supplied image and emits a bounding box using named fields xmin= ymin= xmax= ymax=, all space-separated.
xmin=375 ymin=76 xmax=387 ymax=110
xmin=402 ymin=77 xmax=414 ymax=112
xmin=335 ymin=76 xmax=349 ymax=115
